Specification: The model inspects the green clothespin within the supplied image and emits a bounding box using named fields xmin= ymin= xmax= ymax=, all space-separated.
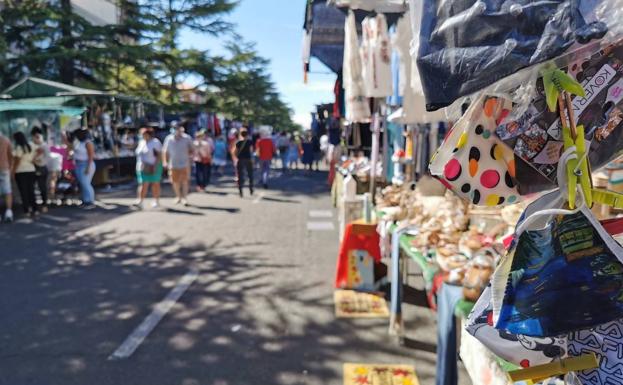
xmin=542 ymin=63 xmax=586 ymax=112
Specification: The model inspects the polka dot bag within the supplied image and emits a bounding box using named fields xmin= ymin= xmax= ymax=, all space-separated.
xmin=430 ymin=95 xmax=520 ymax=206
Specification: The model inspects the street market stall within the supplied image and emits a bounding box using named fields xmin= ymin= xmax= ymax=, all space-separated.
xmin=310 ymin=0 xmax=623 ymax=384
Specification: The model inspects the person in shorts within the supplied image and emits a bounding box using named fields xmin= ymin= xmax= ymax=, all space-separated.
xmin=163 ymin=122 xmax=193 ymax=205
xmin=135 ymin=127 xmax=163 ymax=209
xmin=0 ymin=132 xmax=13 ymax=222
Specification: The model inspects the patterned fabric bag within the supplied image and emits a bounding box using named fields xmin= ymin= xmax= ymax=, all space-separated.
xmin=430 ymin=95 xmax=520 ymax=206
xmin=466 ymin=286 xmax=567 ymax=368
xmin=496 ymin=191 xmax=623 ymax=337
xmin=569 ymin=320 xmax=623 ymax=384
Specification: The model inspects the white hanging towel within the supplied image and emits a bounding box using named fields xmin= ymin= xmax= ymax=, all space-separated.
xmin=360 ymin=14 xmax=393 ymax=98
xmin=343 ymin=10 xmax=371 ymax=123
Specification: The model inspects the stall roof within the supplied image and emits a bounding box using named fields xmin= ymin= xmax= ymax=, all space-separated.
xmin=3 ymin=77 xmax=105 ymax=99
xmin=328 ymin=0 xmax=408 ymax=13
xmin=0 ymin=101 xmax=84 ymax=115
xmin=303 ymin=0 xmax=405 ymax=74
xmin=2 ymin=76 xmax=158 ymax=105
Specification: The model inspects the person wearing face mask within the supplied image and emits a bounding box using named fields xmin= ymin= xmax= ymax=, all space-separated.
xmin=163 ymin=121 xmax=194 ymax=205
xmin=31 ymin=126 xmax=50 ymax=212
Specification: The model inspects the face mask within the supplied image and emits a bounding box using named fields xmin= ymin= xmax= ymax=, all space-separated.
xmin=495 ymin=190 xmax=623 ymax=337
xmin=430 ymin=95 xmax=520 ymax=206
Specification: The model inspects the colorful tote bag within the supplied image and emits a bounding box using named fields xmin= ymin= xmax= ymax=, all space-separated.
xmin=496 ymin=191 xmax=623 ymax=337
xmin=466 ymin=286 xmax=568 ymax=368
xmin=430 ymin=95 xmax=520 ymax=206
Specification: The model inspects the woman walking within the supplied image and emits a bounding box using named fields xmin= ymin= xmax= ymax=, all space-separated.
xmin=31 ymin=127 xmax=50 ymax=212
xmin=193 ymin=130 xmax=213 ymax=191
xmin=135 ymin=127 xmax=162 ymax=209
xmin=301 ymin=132 xmax=314 ymax=172
xmin=287 ymin=134 xmax=301 ymax=170
xmin=72 ymin=128 xmax=96 ymax=207
xmin=212 ymin=135 xmax=228 ymax=175
xmin=12 ymin=131 xmax=38 ymax=217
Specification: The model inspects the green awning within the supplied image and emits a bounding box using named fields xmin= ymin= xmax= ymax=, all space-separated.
xmin=0 ymin=101 xmax=84 ymax=116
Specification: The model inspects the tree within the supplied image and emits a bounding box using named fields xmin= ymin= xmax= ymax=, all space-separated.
xmin=214 ymin=42 xmax=299 ymax=131
xmin=136 ymin=0 xmax=237 ymax=104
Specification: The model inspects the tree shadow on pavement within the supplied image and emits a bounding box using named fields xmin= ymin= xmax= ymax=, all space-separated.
xmin=0 ymin=225 xmax=433 ymax=385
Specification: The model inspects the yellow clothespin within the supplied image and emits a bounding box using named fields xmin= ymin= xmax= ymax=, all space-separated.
xmin=508 ymin=353 xmax=598 ymax=383
xmin=558 ymin=92 xmax=593 ymax=208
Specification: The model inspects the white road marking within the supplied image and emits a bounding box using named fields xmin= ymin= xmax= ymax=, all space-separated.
xmin=252 ymin=193 xmax=266 ymax=204
xmin=307 ymin=221 xmax=335 ymax=231
xmin=309 ymin=210 xmax=333 ymax=218
xmin=108 ymin=268 xmax=199 ymax=360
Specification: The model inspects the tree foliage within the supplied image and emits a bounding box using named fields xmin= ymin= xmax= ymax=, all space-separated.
xmin=0 ymin=0 xmax=298 ymax=129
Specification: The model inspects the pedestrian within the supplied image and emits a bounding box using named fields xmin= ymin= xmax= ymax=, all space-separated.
xmin=72 ymin=128 xmax=96 ymax=207
xmin=0 ymin=131 xmax=13 ymax=222
xmin=212 ymin=135 xmax=227 ymax=175
xmin=233 ymin=129 xmax=254 ymax=197
xmin=163 ymin=122 xmax=193 ymax=205
xmin=312 ymin=134 xmax=323 ymax=171
xmin=193 ymin=130 xmax=214 ymax=192
xmin=287 ymin=134 xmax=301 ymax=170
xmin=12 ymin=131 xmax=38 ymax=217
xmin=277 ymin=131 xmax=290 ymax=172
xmin=135 ymin=127 xmax=163 ymax=209
xmin=49 ymin=132 xmax=74 ymax=204
xmin=256 ymin=130 xmax=275 ymax=189
xmin=301 ymin=132 xmax=314 ymax=171
xmin=31 ymin=127 xmax=50 ymax=212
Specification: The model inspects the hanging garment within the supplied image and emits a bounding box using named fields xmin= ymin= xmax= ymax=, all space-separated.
xmin=414 ymin=0 xmax=610 ymax=111
xmin=498 ymin=40 xmax=623 ymax=194
xmin=391 ymin=14 xmax=446 ymax=124
xmin=344 ymin=11 xmax=372 ymax=123
xmin=429 ymin=96 xmax=520 ymax=206
xmin=497 ymin=190 xmax=623 ymax=337
xmin=360 ymin=14 xmax=393 ymax=98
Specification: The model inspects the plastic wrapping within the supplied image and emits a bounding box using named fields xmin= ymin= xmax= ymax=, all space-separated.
xmin=415 ymin=0 xmax=617 ymax=111
xmin=497 ymin=40 xmax=623 ymax=194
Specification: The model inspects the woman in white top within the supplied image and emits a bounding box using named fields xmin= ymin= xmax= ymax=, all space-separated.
xmin=11 ymin=131 xmax=38 ymax=216
xmin=72 ymin=128 xmax=96 ymax=206
xmin=135 ymin=127 xmax=163 ymax=209
xmin=31 ymin=127 xmax=50 ymax=211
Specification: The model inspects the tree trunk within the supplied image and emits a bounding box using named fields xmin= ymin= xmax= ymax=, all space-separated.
xmin=59 ymin=0 xmax=74 ymax=85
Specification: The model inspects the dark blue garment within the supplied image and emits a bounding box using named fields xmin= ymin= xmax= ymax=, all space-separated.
xmin=436 ymin=283 xmax=463 ymax=385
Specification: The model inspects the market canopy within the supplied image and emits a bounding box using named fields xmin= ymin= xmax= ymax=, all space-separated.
xmin=303 ymin=0 xmax=405 ymax=74
xmin=0 ymin=101 xmax=84 ymax=116
xmin=3 ymin=76 xmax=106 ymax=99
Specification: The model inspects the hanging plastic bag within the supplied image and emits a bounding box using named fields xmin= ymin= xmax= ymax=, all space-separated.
xmin=416 ymin=0 xmax=612 ymax=111
xmin=496 ymin=190 xmax=623 ymax=337
xmin=430 ymin=95 xmax=520 ymax=206
xmin=497 ymin=40 xmax=623 ymax=194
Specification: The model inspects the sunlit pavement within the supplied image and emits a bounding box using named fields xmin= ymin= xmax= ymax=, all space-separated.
xmin=0 ymin=167 xmax=468 ymax=385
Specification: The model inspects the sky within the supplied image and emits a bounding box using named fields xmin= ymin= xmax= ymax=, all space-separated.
xmin=179 ymin=0 xmax=336 ymax=129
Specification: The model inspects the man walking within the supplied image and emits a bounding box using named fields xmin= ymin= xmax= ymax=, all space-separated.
xmin=0 ymin=132 xmax=13 ymax=222
xmin=256 ymin=131 xmax=275 ymax=189
xmin=163 ymin=122 xmax=194 ymax=205
xmin=233 ymin=129 xmax=254 ymax=197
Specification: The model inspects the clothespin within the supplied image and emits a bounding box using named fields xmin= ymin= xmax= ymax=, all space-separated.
xmin=507 ymin=353 xmax=598 ymax=382
xmin=558 ymin=92 xmax=593 ymax=208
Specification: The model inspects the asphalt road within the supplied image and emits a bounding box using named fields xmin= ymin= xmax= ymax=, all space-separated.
xmin=0 ymin=166 xmax=469 ymax=385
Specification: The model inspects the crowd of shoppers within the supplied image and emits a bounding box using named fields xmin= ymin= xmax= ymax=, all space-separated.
xmin=0 ymin=123 xmax=326 ymax=222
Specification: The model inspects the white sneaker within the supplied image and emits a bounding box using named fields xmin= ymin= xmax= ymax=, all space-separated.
xmin=175 ymin=198 xmax=182 ymax=205
xmin=181 ymin=198 xmax=189 ymax=207
xmin=134 ymin=201 xmax=144 ymax=210
xmin=3 ymin=209 xmax=13 ymax=223
xmin=151 ymin=201 xmax=160 ymax=209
